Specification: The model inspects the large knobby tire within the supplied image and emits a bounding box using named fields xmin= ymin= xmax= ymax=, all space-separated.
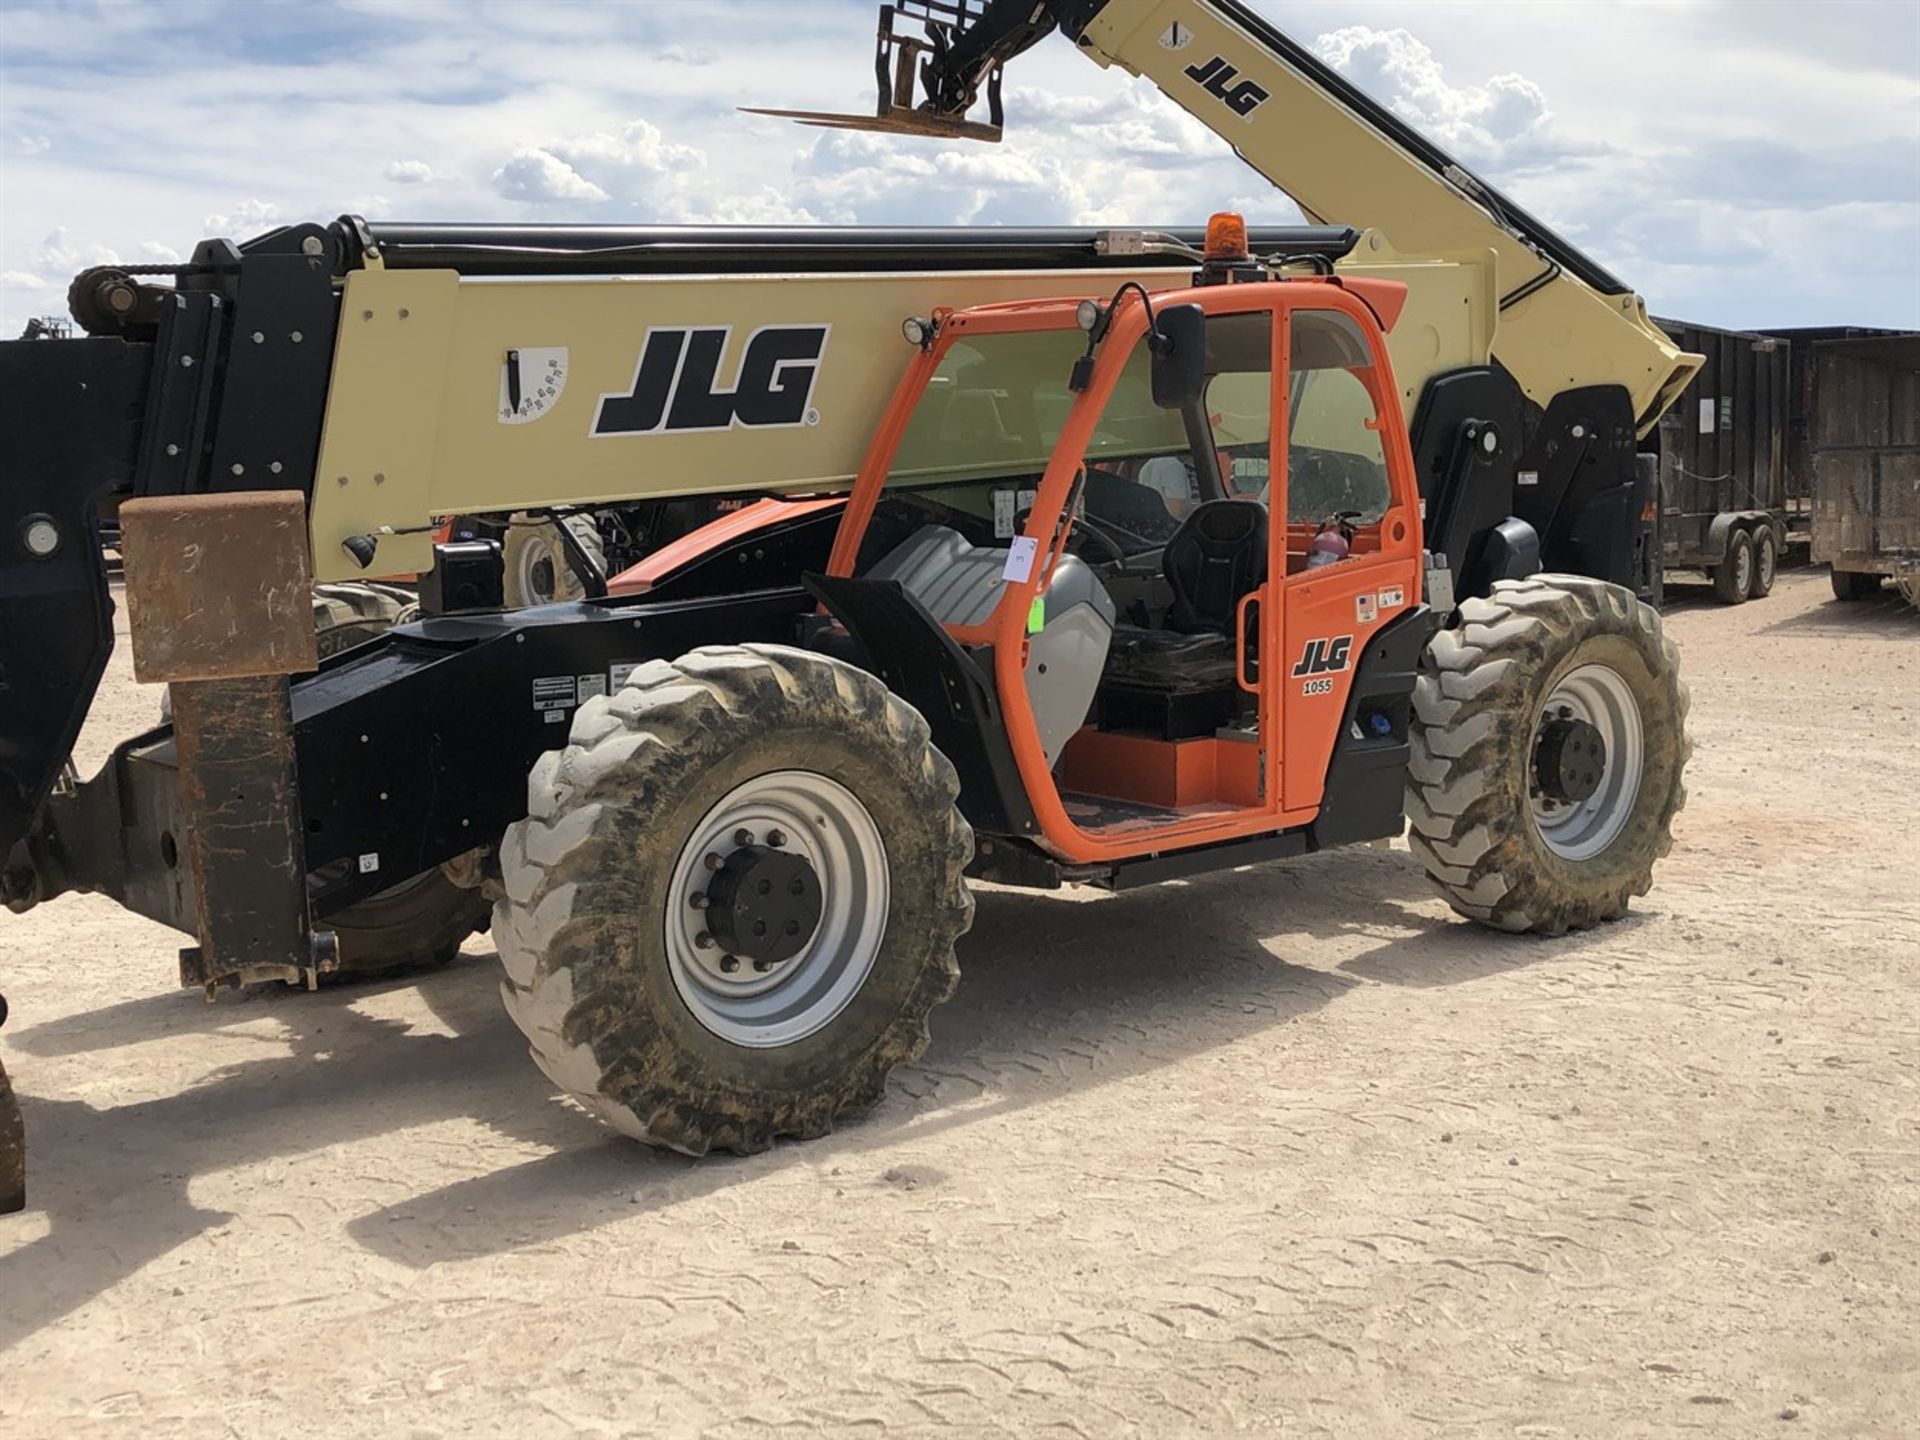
xmin=317 ymin=864 xmax=490 ymax=977
xmin=493 ymin=644 xmax=974 ymax=1154
xmin=503 ymin=514 xmax=605 ymax=608
xmin=1830 ymin=568 xmax=1883 ymax=602
xmin=312 ymin=580 xmax=418 ymax=658
xmin=1405 ymin=574 xmax=1691 ymax=936
xmin=1712 ymin=529 xmax=1753 ymax=605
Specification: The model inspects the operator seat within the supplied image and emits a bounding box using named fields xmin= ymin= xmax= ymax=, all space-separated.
xmin=1100 ymin=499 xmax=1268 ymax=737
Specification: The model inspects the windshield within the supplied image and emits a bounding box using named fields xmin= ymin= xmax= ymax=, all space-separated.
xmin=888 ymin=330 xmax=1186 ymax=489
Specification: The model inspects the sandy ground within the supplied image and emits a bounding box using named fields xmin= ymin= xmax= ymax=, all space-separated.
xmin=2 ymin=567 xmax=1916 ymax=1437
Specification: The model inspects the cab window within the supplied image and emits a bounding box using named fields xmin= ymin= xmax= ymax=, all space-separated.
xmin=1285 ymin=309 xmax=1391 ymax=524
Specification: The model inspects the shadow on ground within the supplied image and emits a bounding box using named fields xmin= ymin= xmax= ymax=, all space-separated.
xmin=1 ymin=843 xmax=1617 ymax=1349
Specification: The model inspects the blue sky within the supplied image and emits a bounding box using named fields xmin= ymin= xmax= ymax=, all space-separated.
xmin=2 ymin=0 xmax=1916 ymax=337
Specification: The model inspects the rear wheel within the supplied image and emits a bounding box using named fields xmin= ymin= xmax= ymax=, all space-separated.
xmin=1712 ymin=529 xmax=1753 ymax=605
xmin=493 ymin=644 xmax=973 ymax=1154
xmin=503 ymin=514 xmax=605 ymax=607
xmin=1748 ymin=525 xmax=1777 ymax=599
xmin=1830 ymin=568 xmax=1883 ymax=602
xmin=1405 ymin=574 xmax=1691 ymax=936
xmin=314 ymin=863 xmax=490 ymax=977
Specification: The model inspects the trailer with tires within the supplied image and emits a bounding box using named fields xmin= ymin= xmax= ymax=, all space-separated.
xmin=1646 ymin=318 xmax=1792 ymax=604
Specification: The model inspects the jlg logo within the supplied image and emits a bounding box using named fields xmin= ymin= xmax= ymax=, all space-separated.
xmin=593 ymin=324 xmax=829 ymax=436
xmin=1183 ymin=55 xmax=1270 ymax=118
xmin=1291 ymin=635 xmax=1353 ymax=678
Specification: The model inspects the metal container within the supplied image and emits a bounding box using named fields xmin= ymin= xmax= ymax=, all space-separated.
xmin=1803 ymin=334 xmax=1920 ymax=589
xmin=1647 ymin=317 xmax=1790 ymax=597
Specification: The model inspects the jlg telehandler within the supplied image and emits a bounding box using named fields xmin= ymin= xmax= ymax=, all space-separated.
xmin=0 ymin=0 xmax=1695 ymax=1206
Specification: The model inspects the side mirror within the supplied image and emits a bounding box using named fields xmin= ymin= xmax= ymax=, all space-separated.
xmin=1150 ymin=303 xmax=1207 ymax=409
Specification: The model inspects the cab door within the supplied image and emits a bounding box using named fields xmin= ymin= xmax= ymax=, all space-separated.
xmin=1275 ymin=300 xmax=1423 ymax=817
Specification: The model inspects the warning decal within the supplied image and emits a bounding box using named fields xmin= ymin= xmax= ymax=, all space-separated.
xmin=532 ymin=675 xmax=576 ymax=712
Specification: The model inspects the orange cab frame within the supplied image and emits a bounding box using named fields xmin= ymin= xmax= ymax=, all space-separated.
xmin=822 ymin=274 xmax=1426 ymax=868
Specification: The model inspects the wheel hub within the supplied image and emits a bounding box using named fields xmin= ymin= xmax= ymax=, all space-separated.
xmin=700 ymin=845 xmax=823 ymax=969
xmin=1533 ymin=715 xmax=1607 ymax=804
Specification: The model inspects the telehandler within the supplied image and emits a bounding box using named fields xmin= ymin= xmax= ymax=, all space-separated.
xmin=0 ymin=0 xmax=1695 ymax=1205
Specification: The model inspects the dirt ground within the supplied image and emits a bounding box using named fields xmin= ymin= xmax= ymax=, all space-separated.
xmin=2 ymin=567 xmax=1916 ymax=1437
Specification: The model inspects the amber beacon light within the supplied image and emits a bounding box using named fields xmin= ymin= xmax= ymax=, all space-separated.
xmin=1204 ymin=211 xmax=1250 ymax=261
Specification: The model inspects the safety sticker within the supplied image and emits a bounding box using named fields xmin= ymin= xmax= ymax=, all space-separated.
xmin=1159 ymin=21 xmax=1193 ymax=50
xmin=1002 ymin=534 xmax=1039 ymax=584
xmin=1517 ymin=469 xmax=1540 ymax=486
xmin=358 ymin=853 xmax=380 ymax=874
xmin=1379 ymin=585 xmax=1406 ymax=610
xmin=1355 ymin=592 xmax=1377 ymax=624
xmin=610 ymin=661 xmax=642 ymax=690
xmin=577 ymin=673 xmax=608 ymax=703
xmin=532 ymin=675 xmax=576 ymax=712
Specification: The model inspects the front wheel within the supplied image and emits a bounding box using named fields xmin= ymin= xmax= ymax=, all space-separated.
xmin=502 ymin=513 xmax=605 ymax=608
xmin=493 ymin=644 xmax=973 ymax=1154
xmin=1405 ymin=575 xmax=1691 ymax=936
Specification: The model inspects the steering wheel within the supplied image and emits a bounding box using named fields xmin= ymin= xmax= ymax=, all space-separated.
xmin=1011 ymin=503 xmax=1130 ymax=569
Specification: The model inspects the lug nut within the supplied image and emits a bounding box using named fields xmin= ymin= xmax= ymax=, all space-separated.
xmin=689 ymin=892 xmax=710 ymax=910
xmin=784 ymin=920 xmax=800 ymax=936
xmin=720 ymin=955 xmax=740 ymax=974
xmin=694 ymin=930 xmax=715 ymax=949
xmin=788 ymin=877 xmax=806 ymax=896
xmin=734 ymin=828 xmax=754 ymax=847
xmin=752 ymin=920 xmax=767 ymax=937
xmin=753 ymin=957 xmax=777 ymax=973
xmin=757 ymin=879 xmax=772 ymax=895
xmin=766 ymin=828 xmax=787 ymax=848
xmin=704 ymin=852 xmax=725 ymax=871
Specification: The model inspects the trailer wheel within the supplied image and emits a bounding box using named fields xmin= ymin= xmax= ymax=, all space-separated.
xmin=493 ymin=644 xmax=973 ymax=1154
xmin=1830 ymin=568 xmax=1883 ymax=602
xmin=1747 ymin=525 xmax=1777 ymax=599
xmin=1405 ymin=574 xmax=1690 ymax=936
xmin=1712 ymin=529 xmax=1753 ymax=605
xmin=503 ymin=514 xmax=605 ymax=607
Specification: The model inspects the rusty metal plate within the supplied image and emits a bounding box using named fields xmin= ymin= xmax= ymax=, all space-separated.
xmin=119 ymin=491 xmax=319 ymax=682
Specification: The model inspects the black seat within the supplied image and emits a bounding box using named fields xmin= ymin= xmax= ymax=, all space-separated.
xmin=1163 ymin=499 xmax=1268 ymax=634
xmin=1099 ymin=500 xmax=1267 ymax=738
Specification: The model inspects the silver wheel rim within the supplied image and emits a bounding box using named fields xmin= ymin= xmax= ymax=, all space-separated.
xmin=664 ymin=770 xmax=889 ymax=1048
xmin=1754 ymin=532 xmax=1775 ymax=589
xmin=1530 ymin=664 xmax=1645 ymax=861
xmin=1733 ymin=540 xmax=1753 ymax=596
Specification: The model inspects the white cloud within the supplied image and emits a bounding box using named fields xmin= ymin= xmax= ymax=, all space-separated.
xmin=490 ymin=149 xmax=610 ymax=204
xmin=203 ymin=198 xmax=280 ymax=232
xmin=0 ymin=270 xmax=50 ymax=290
xmin=384 ymin=159 xmax=433 ymax=185
xmin=1313 ymin=27 xmax=1592 ymax=173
